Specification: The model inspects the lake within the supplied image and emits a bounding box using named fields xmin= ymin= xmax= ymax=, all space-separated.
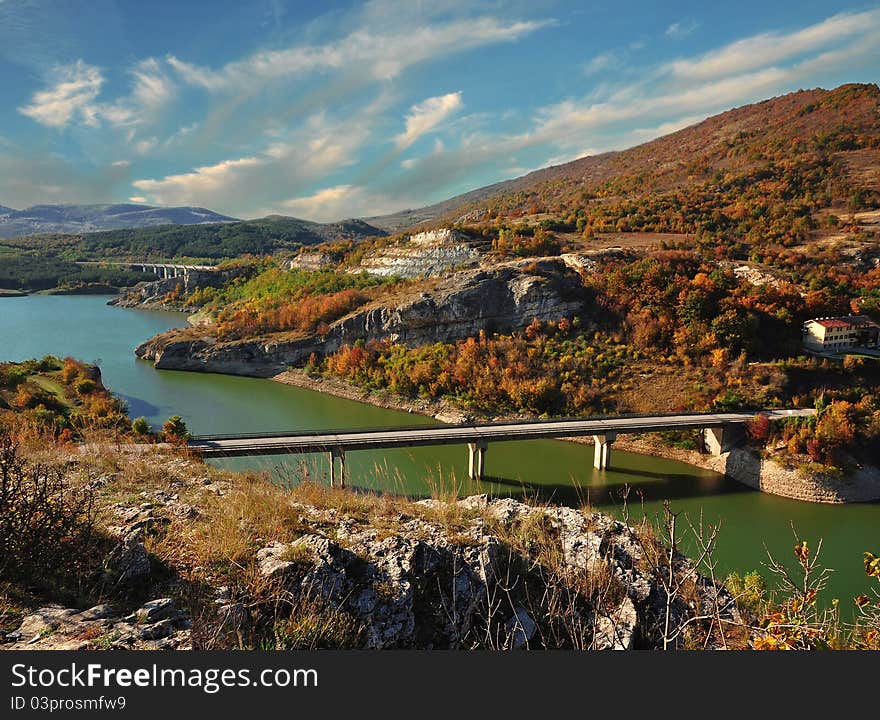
xmin=1 ymin=293 xmax=876 ymax=606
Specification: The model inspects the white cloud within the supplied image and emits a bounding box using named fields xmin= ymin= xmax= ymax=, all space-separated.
xmin=19 ymin=60 xmax=103 ymax=128
xmin=665 ymin=20 xmax=699 ymax=38
xmin=167 ymin=17 xmax=552 ymax=91
xmin=101 ymin=59 xmax=176 ymax=127
xmin=134 ymin=137 xmax=158 ymax=154
xmin=395 ymin=92 xmax=462 ymax=149
xmin=667 ymin=8 xmax=880 ymax=80
xmin=133 ymin=155 xmax=265 ymax=206
xmin=381 ymin=9 xmax=880 ymax=214
xmin=128 ymin=196 xmax=147 ymax=203
xmin=131 ymin=58 xmax=175 ymax=111
xmin=584 ymin=53 xmax=614 ymax=76
xmin=277 ymin=184 xmax=404 ymax=222
xmin=131 ymin=111 xmax=373 ymax=215
xmin=18 ymin=57 xmax=175 ymax=132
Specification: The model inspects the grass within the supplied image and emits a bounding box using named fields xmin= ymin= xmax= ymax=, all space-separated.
xmin=3 ymin=427 xmax=877 ymax=651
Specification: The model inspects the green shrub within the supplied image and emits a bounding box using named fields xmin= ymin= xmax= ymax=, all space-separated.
xmin=74 ymin=378 xmax=96 ymax=395
xmin=162 ymin=415 xmax=190 ymax=442
xmin=131 ymin=417 xmax=151 ymax=435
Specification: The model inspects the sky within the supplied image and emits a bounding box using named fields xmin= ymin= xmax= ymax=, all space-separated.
xmin=1 ymin=0 xmax=879 ymax=221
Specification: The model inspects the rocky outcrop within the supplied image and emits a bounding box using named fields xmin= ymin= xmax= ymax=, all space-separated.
xmin=136 ymin=258 xmax=590 ymax=375
xmin=286 ymin=252 xmax=336 ymax=272
xmin=5 ymin=599 xmax=192 ymax=650
xmin=350 ymin=228 xmax=482 ymax=278
xmin=710 ymin=447 xmax=880 ymax=503
xmin=253 ymin=496 xmax=737 ymax=650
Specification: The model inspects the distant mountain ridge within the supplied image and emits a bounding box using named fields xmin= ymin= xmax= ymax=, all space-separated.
xmin=0 ymin=203 xmax=238 ymax=239
xmin=3 ymin=213 xmax=388 ymax=261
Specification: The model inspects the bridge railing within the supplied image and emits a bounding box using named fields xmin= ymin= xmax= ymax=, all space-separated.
xmin=188 ymin=407 xmax=810 ymax=443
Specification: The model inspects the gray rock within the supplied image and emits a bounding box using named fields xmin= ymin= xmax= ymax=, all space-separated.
xmin=138 ymin=618 xmax=178 ymax=640
xmin=136 ymin=598 xmax=176 ymax=624
xmin=136 ymin=259 xmax=588 ymax=375
xmin=593 ymin=597 xmax=639 ymax=650
xmin=506 ymin=607 xmax=537 ymax=650
xmin=17 ymin=607 xmax=77 ymax=642
xmin=256 ymin=541 xmax=299 ymax=581
xmin=103 ymin=532 xmax=151 ymax=586
xmin=78 ymin=604 xmax=115 ymax=621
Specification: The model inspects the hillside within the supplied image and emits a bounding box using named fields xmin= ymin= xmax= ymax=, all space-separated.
xmin=0 ymin=203 xmax=237 ymax=239
xmin=68 ymin=215 xmax=387 ymax=260
xmin=368 ymin=84 xmax=880 ymax=236
xmin=0 ymin=215 xmax=391 ymax=293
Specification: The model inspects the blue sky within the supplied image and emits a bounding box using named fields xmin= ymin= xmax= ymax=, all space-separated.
xmin=1 ymin=0 xmax=878 ymax=220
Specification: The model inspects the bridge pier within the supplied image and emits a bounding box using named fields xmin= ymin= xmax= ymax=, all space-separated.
xmin=328 ymin=447 xmax=346 ymax=488
xmin=592 ymin=432 xmax=616 ymax=470
xmin=468 ymin=441 xmax=487 ymax=481
xmin=703 ymin=426 xmax=730 ymax=456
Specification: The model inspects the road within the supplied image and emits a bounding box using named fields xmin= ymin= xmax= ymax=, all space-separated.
xmin=188 ymin=408 xmax=815 ymax=458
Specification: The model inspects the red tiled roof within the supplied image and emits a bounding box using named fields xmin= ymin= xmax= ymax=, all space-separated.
xmin=807 ymin=315 xmax=880 ymax=330
xmin=811 ymin=319 xmax=850 ymax=328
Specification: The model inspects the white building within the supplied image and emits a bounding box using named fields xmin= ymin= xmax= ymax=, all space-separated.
xmin=802 ymin=315 xmax=880 ymax=353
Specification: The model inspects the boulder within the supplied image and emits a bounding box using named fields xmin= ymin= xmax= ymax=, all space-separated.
xmin=103 ymin=531 xmax=151 ymax=587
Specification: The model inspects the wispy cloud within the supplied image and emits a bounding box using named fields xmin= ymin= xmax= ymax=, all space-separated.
xmin=275 ymin=184 xmax=402 ymax=221
xmin=395 ymin=92 xmax=462 ymax=149
xmin=382 ymin=8 xmax=880 ymax=210
xmin=584 ymin=52 xmax=615 ymax=76
xmin=666 ymin=19 xmax=699 ymax=38
xmin=167 ymin=17 xmax=552 ymax=91
xmin=19 ymin=57 xmax=175 ymax=131
xmin=667 ymin=8 xmax=880 ymax=80
xmin=19 ymin=60 xmax=103 ymax=128
xmin=131 ymin=110 xmax=374 ymax=214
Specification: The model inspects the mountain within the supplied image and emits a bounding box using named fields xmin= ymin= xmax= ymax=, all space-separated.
xmin=4 ymin=213 xmax=388 ymax=261
xmin=0 ymin=203 xmax=238 ymax=239
xmin=367 ymin=83 xmax=880 ymax=232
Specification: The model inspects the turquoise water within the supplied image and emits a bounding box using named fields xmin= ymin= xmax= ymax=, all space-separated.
xmin=0 ymin=293 xmax=877 ymax=605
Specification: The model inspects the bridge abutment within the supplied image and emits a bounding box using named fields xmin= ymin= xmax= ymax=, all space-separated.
xmin=704 ymin=426 xmax=730 ymax=456
xmin=468 ymin=441 xmax=487 ymax=481
xmin=592 ymin=432 xmax=616 ymax=470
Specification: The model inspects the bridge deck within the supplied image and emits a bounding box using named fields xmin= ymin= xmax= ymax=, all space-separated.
xmin=188 ymin=409 xmax=813 ymax=458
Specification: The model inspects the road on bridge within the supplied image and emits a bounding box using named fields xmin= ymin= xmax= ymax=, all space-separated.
xmin=188 ymin=409 xmax=814 ymax=483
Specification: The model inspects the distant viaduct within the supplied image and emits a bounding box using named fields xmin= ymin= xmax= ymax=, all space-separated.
xmin=76 ymin=261 xmax=217 ymax=280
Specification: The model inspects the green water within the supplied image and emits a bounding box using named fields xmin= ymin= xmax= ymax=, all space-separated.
xmin=0 ymin=294 xmax=877 ymax=606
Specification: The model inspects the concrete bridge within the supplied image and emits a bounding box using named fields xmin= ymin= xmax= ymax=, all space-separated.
xmin=187 ymin=408 xmax=814 ymax=487
xmin=76 ymin=261 xmax=216 ymax=279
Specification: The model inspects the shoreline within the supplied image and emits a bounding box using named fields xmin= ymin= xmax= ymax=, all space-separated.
xmin=272 ymin=368 xmax=880 ymax=504
xmin=273 ymin=367 xmax=730 ymax=462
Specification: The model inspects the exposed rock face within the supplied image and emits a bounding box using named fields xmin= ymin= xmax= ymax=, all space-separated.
xmin=136 ymin=258 xmax=589 ymax=375
xmin=253 ymin=496 xmax=738 ymax=650
xmin=286 ymin=252 xmax=336 ymax=272
xmin=560 ymin=252 xmax=599 ymax=273
xmin=710 ymin=447 xmax=880 ymax=503
xmin=6 ymin=599 xmax=192 ymax=650
xmin=728 ymin=263 xmax=781 ymax=288
xmin=351 ymin=228 xmax=482 ymax=278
